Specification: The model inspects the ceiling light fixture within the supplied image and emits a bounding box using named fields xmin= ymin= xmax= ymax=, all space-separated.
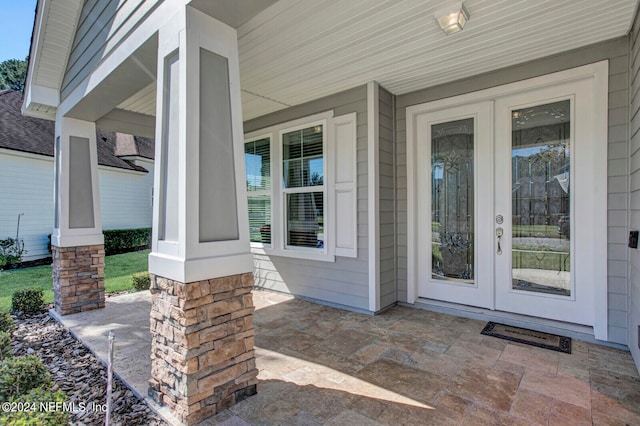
xmin=434 ymin=2 xmax=469 ymax=35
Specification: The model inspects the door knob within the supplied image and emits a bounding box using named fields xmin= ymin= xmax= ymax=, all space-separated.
xmin=496 ymin=227 xmax=503 ymax=255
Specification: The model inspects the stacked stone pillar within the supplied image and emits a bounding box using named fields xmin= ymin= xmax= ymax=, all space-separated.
xmin=52 ymin=245 xmax=105 ymax=315
xmin=148 ymin=273 xmax=257 ymax=424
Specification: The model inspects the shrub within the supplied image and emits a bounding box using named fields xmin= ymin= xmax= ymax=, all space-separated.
xmin=11 ymin=288 xmax=44 ymax=314
xmin=0 ymin=355 xmax=51 ymax=401
xmin=0 ymin=332 xmax=11 ymax=361
xmin=1 ymin=387 xmax=69 ymax=426
xmin=0 ymin=311 xmax=14 ymax=334
xmin=131 ymin=272 xmax=150 ymax=291
xmin=103 ymin=228 xmax=151 ymax=255
xmin=0 ymin=237 xmax=26 ymax=270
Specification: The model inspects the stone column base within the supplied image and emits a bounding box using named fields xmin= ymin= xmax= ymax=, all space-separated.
xmin=52 ymin=245 xmax=105 ymax=315
xmin=148 ymin=272 xmax=258 ymax=425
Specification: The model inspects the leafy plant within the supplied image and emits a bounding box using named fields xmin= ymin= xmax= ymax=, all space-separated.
xmin=11 ymin=289 xmax=44 ymax=314
xmin=0 ymin=312 xmax=14 ymax=334
xmin=0 ymin=355 xmax=51 ymax=401
xmin=0 ymin=238 xmax=26 ymax=270
xmin=1 ymin=387 xmax=69 ymax=426
xmin=131 ymin=272 xmax=150 ymax=291
xmin=103 ymin=228 xmax=151 ymax=255
xmin=0 ymin=332 xmax=12 ymax=361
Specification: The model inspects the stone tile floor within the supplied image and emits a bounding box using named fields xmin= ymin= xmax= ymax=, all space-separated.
xmin=59 ymin=289 xmax=640 ymax=425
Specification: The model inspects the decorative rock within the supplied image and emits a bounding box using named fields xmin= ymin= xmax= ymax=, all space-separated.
xmin=11 ymin=311 xmax=165 ymax=425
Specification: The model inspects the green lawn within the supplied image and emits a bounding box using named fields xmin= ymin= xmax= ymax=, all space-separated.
xmin=0 ymin=250 xmax=150 ymax=311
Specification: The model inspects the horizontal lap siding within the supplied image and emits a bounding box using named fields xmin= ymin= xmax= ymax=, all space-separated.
xmin=379 ymin=86 xmax=396 ymax=309
xmin=629 ymin=11 xmax=640 ymax=369
xmin=0 ymin=152 xmax=154 ymax=261
xmin=61 ymin=0 xmax=160 ymax=100
xmin=396 ymin=38 xmax=630 ymax=344
xmin=244 ymin=86 xmax=369 ymax=311
xmin=99 ymin=159 xmax=154 ymax=230
xmin=0 ymin=154 xmax=54 ymax=261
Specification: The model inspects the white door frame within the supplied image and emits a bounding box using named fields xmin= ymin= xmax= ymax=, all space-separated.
xmin=406 ymin=61 xmax=609 ymax=340
xmin=415 ymin=101 xmax=494 ymax=309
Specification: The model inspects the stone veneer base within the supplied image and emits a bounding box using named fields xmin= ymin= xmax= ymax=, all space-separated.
xmin=148 ymin=272 xmax=258 ymax=425
xmin=52 ymin=244 xmax=105 ymax=315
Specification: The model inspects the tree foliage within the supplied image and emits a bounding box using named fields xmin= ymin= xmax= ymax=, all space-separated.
xmin=0 ymin=58 xmax=28 ymax=92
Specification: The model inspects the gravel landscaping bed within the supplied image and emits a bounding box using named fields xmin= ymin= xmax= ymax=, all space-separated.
xmin=10 ymin=310 xmax=166 ymax=426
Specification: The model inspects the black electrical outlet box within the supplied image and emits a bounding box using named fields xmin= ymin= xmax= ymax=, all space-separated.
xmin=630 ymin=231 xmax=639 ymax=249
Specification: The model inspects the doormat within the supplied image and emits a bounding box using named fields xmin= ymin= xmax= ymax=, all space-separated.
xmin=481 ymin=322 xmax=571 ymax=354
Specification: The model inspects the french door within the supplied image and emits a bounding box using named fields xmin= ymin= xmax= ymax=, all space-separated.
xmin=414 ymin=74 xmax=604 ymax=326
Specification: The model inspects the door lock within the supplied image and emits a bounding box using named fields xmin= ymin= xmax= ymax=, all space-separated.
xmin=496 ymin=215 xmax=504 ymax=224
xmin=496 ymin=227 xmax=503 ymax=255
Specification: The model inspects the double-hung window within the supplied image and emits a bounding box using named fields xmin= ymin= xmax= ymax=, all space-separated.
xmin=281 ymin=123 xmax=325 ymax=251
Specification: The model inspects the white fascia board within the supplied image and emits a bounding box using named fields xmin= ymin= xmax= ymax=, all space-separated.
xmin=97 ymin=164 xmax=149 ymax=176
xmin=22 ymin=0 xmax=64 ymax=120
xmin=23 ymin=0 xmax=48 ymax=116
xmin=0 ymin=148 xmax=53 ymax=162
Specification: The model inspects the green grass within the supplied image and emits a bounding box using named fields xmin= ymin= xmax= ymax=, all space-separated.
xmin=0 ymin=250 xmax=150 ymax=311
xmin=512 ymin=225 xmax=559 ymax=238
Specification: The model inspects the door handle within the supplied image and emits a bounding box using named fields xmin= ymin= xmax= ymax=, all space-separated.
xmin=496 ymin=227 xmax=503 ymax=255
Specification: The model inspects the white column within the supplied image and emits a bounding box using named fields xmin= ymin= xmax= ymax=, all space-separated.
xmin=53 ymin=116 xmax=103 ymax=247
xmin=149 ymin=6 xmax=251 ymax=283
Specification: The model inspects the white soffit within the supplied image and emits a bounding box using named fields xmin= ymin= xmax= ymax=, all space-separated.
xmin=237 ymin=0 xmax=637 ymax=120
xmin=34 ymin=0 xmax=82 ymax=90
xmin=117 ymin=82 xmax=156 ymax=116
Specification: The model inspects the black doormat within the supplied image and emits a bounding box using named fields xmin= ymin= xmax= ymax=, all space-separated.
xmin=481 ymin=322 xmax=571 ymax=354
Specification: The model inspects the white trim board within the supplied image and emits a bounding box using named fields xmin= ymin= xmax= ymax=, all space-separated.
xmin=368 ymin=81 xmax=380 ymax=312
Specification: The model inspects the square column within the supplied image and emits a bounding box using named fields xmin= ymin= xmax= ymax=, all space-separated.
xmin=52 ymin=117 xmax=104 ymax=315
xmin=148 ymin=7 xmax=256 ymax=425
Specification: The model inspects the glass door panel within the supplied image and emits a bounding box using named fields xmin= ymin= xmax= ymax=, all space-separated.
xmin=416 ymin=101 xmax=492 ymax=309
xmin=510 ymin=100 xmax=571 ymax=296
xmin=431 ymin=118 xmax=474 ymax=284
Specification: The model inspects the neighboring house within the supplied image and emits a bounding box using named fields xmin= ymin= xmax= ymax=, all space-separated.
xmin=0 ymin=90 xmax=154 ymax=261
xmin=21 ymin=1 xmax=640 ymax=424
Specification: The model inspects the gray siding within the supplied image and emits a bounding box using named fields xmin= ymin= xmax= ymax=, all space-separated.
xmin=61 ymin=0 xmax=161 ymax=101
xmin=244 ymin=86 xmax=370 ymax=311
xmin=379 ymin=86 xmax=396 ymax=309
xmin=629 ymin=12 xmax=640 ymax=368
xmin=396 ymin=38 xmax=630 ymax=344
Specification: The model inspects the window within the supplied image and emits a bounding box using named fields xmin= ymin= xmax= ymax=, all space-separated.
xmin=244 ymin=137 xmax=271 ymax=245
xmin=282 ymin=125 xmax=325 ymax=250
xmin=243 ymin=110 xmax=357 ymax=261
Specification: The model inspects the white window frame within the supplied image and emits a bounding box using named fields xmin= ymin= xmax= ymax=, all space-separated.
xmin=244 ymin=111 xmax=335 ymax=262
xmin=244 ymin=133 xmax=273 ymax=249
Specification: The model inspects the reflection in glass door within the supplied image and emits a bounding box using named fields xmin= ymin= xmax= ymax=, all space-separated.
xmin=510 ymin=100 xmax=571 ymax=296
xmin=431 ymin=118 xmax=474 ymax=284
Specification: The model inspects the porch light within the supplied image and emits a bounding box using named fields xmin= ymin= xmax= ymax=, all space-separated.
xmin=434 ymin=2 xmax=469 ymax=35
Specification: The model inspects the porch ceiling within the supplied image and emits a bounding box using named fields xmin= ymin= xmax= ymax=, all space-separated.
xmin=117 ymin=0 xmax=638 ymax=122
xmin=236 ymin=0 xmax=638 ymax=120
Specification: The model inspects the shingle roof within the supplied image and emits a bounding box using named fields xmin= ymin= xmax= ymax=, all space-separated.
xmin=0 ymin=90 xmax=154 ymax=172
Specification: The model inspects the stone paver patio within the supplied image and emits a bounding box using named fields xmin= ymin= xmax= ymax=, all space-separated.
xmin=56 ymin=289 xmax=640 ymax=425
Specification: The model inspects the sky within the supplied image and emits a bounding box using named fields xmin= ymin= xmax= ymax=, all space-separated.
xmin=0 ymin=0 xmax=37 ymax=62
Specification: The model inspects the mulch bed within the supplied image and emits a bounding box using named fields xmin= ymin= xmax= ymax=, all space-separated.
xmin=10 ymin=310 xmax=167 ymax=426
